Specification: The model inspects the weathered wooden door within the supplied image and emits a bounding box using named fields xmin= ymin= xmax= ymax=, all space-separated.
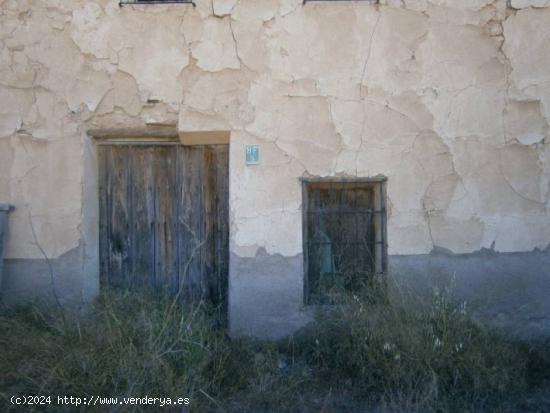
xmin=98 ymin=144 xmax=229 ymax=309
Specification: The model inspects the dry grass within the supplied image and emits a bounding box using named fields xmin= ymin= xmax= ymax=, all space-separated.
xmin=0 ymin=281 xmax=548 ymax=412
xmin=293 ymin=277 xmax=550 ymax=412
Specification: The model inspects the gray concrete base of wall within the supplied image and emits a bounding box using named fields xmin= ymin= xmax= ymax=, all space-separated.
xmin=390 ymin=247 xmax=550 ymax=341
xmin=229 ymin=249 xmax=314 ymax=340
xmin=1 ymin=244 xmax=99 ymax=308
xmin=229 ymin=247 xmax=550 ymax=341
xmin=3 ymin=243 xmax=549 ymax=342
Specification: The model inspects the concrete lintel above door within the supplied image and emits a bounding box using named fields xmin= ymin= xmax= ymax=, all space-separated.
xmin=178 ymin=130 xmax=230 ymax=146
xmin=178 ymin=106 xmax=231 ymax=146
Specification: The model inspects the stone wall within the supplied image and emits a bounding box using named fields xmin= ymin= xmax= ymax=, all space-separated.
xmin=0 ymin=0 xmax=549 ymax=338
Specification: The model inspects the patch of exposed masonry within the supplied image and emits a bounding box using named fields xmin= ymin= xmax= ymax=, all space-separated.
xmin=0 ymin=0 xmax=549 ymax=262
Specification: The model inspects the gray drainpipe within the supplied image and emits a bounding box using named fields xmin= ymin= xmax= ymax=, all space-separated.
xmin=0 ymin=203 xmax=14 ymax=291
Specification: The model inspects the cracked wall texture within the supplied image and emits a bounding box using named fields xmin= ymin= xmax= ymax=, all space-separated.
xmin=0 ymin=0 xmax=549 ymax=333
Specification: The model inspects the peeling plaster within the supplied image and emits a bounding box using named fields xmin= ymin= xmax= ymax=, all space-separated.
xmin=0 ymin=0 xmax=549 ymax=265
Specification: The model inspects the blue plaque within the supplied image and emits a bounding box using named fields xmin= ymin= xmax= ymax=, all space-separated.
xmin=245 ymin=145 xmax=259 ymax=165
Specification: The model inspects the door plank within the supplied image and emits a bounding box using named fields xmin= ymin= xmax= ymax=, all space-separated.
xmin=178 ymin=146 xmax=204 ymax=302
xmin=154 ymin=146 xmax=178 ymax=294
xmin=131 ymin=146 xmax=156 ymax=289
xmin=202 ymin=147 xmax=216 ymax=303
xmin=98 ymin=146 xmax=109 ymax=287
xmin=106 ymin=146 xmax=132 ymax=288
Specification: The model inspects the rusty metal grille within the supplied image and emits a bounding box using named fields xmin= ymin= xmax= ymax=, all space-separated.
xmin=303 ymin=0 xmax=379 ymax=3
xmin=119 ymin=0 xmax=195 ymax=6
xmin=302 ymin=179 xmax=386 ymax=304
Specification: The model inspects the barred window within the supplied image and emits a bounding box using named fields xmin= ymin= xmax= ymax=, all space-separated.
xmin=302 ymin=178 xmax=387 ymax=304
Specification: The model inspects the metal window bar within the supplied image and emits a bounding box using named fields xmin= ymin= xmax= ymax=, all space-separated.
xmin=119 ymin=0 xmax=195 ymax=6
xmin=303 ymin=0 xmax=378 ymax=3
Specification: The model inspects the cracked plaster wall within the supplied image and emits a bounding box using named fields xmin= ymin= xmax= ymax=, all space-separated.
xmin=0 ymin=0 xmax=549 ymax=333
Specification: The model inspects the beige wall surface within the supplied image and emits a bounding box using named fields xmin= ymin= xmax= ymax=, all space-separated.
xmin=1 ymin=0 xmax=549 ymax=336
